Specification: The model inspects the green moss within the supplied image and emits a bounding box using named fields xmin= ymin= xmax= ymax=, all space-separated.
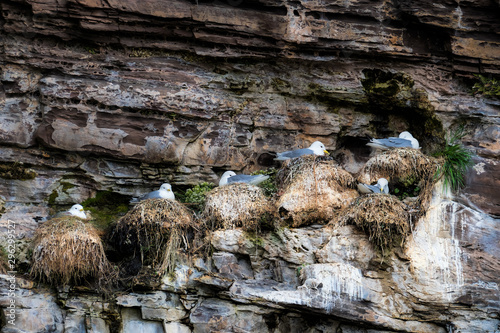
xmin=82 ymin=191 xmax=130 ymax=230
xmin=251 ymin=168 xmax=278 ymax=197
xmin=0 ymin=162 xmax=37 ymax=180
xmin=178 ymin=182 xmax=216 ymax=213
xmin=245 ymin=231 xmax=264 ymax=247
xmin=361 ymin=70 xmax=414 ymax=96
xmin=48 ymin=190 xmax=58 ymax=205
xmin=472 ymin=74 xmax=500 ymax=98
xmin=361 ymin=69 xmax=446 ymax=153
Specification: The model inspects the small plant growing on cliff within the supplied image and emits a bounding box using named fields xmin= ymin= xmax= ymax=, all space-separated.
xmin=180 ymin=182 xmax=215 ymax=212
xmin=251 ymin=168 xmax=278 ymax=196
xmin=472 ymin=75 xmax=500 ymax=98
xmin=433 ymin=126 xmax=473 ymax=192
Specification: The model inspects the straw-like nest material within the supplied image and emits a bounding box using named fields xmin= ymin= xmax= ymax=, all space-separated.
xmin=203 ymin=183 xmax=271 ymax=231
xmin=30 ymin=216 xmax=112 ymax=286
xmin=110 ymin=199 xmax=194 ymax=273
xmin=276 ymin=155 xmax=359 ymax=227
xmin=358 ymin=148 xmax=438 ymax=184
xmin=339 ymin=194 xmax=410 ymax=251
xmin=358 ymin=148 xmax=441 ymax=219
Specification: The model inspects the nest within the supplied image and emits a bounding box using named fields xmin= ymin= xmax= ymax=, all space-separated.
xmin=339 ymin=194 xmax=410 ymax=251
xmin=203 ymin=183 xmax=272 ymax=231
xmin=109 ymin=199 xmax=195 ymax=273
xmin=30 ymin=216 xmax=112 ymax=287
xmin=276 ymin=155 xmax=359 ymax=227
xmin=358 ymin=148 xmax=441 ymax=219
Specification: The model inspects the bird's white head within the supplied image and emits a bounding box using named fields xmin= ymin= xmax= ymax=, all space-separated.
xmin=377 ymin=178 xmax=389 ymax=194
xmin=309 ymin=141 xmax=329 ymax=156
xmin=399 ymin=131 xmax=413 ymax=139
xmin=377 ymin=178 xmax=389 ymax=187
xmin=68 ymin=204 xmax=86 ymax=219
xmin=219 ymin=171 xmax=237 ymax=186
xmin=159 ymin=183 xmax=172 ymax=192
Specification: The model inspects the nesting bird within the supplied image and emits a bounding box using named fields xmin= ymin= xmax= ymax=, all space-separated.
xmin=67 ymin=204 xmax=87 ymax=219
xmin=367 ymin=131 xmax=420 ymax=150
xmin=274 ymin=141 xmax=329 ymax=161
xmin=131 ymin=183 xmax=175 ymax=203
xmin=219 ymin=171 xmax=269 ymax=186
xmin=357 ymin=178 xmax=389 ymax=194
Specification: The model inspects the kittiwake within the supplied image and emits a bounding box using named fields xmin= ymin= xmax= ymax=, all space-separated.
xmin=219 ymin=171 xmax=270 ymax=186
xmin=67 ymin=204 xmax=87 ymax=219
xmin=131 ymin=183 xmax=175 ymax=203
xmin=274 ymin=141 xmax=329 ymax=161
xmin=357 ymin=178 xmax=389 ymax=194
xmin=367 ymin=132 xmax=420 ymax=150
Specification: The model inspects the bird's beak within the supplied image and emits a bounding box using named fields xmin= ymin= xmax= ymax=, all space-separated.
xmin=324 ymin=150 xmax=330 ymax=155
xmin=167 ymin=189 xmax=171 ymax=191
xmin=79 ymin=208 xmax=84 ymax=212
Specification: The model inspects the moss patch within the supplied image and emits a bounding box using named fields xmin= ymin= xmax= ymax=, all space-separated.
xmin=82 ymin=191 xmax=130 ymax=231
xmin=0 ymin=162 xmax=37 ymax=180
xmin=361 ymin=69 xmax=445 ymax=153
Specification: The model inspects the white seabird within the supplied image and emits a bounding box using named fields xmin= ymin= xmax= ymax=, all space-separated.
xmin=67 ymin=204 xmax=87 ymax=219
xmin=357 ymin=178 xmax=389 ymax=194
xmin=219 ymin=171 xmax=270 ymax=186
xmin=367 ymin=131 xmax=420 ymax=150
xmin=131 ymin=183 xmax=175 ymax=203
xmin=274 ymin=141 xmax=329 ymax=161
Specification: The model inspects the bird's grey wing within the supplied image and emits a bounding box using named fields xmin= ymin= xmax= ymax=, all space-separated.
xmin=141 ymin=190 xmax=162 ymax=200
xmin=367 ymin=137 xmax=411 ymax=149
xmin=227 ymin=174 xmax=254 ymax=183
xmin=53 ymin=211 xmax=72 ymax=218
xmin=357 ymin=183 xmax=383 ymax=194
xmin=275 ymin=148 xmax=314 ymax=160
xmin=228 ymin=174 xmax=270 ymax=185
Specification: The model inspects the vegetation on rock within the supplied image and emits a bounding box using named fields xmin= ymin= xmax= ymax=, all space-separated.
xmin=179 ymin=182 xmax=216 ymax=213
xmin=472 ymin=75 xmax=500 ymax=98
xmin=433 ymin=126 xmax=474 ymax=193
xmin=0 ymin=162 xmax=37 ymax=180
xmin=81 ymin=190 xmax=130 ymax=231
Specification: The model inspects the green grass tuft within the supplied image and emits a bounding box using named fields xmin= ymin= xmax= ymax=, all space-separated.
xmin=433 ymin=126 xmax=474 ymax=192
xmin=472 ymin=75 xmax=500 ymax=98
xmin=251 ymin=168 xmax=278 ymax=197
xmin=178 ymin=182 xmax=215 ymax=213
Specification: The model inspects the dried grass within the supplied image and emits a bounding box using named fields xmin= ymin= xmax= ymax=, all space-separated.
xmin=109 ymin=199 xmax=195 ymax=274
xmin=358 ymin=148 xmax=441 ymax=220
xmin=203 ymin=183 xmax=272 ymax=231
xmin=30 ymin=216 xmax=113 ymax=287
xmin=339 ymin=194 xmax=410 ymax=251
xmin=276 ymin=155 xmax=359 ymax=227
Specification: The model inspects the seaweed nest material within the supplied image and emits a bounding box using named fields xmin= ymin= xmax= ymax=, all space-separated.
xmin=30 ymin=216 xmax=113 ymax=287
xmin=276 ymin=155 xmax=359 ymax=227
xmin=203 ymin=183 xmax=272 ymax=231
xmin=109 ymin=199 xmax=195 ymax=274
xmin=339 ymin=194 xmax=410 ymax=252
xmin=358 ymin=148 xmax=440 ymax=219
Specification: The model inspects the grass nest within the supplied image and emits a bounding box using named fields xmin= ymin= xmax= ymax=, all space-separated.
xmin=276 ymin=155 xmax=359 ymax=227
xmin=30 ymin=216 xmax=113 ymax=288
xmin=203 ymin=183 xmax=272 ymax=231
xmin=339 ymin=194 xmax=410 ymax=252
xmin=109 ymin=199 xmax=196 ymax=274
xmin=358 ymin=148 xmax=441 ymax=220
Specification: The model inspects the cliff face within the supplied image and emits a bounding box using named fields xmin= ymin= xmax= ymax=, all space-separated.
xmin=0 ymin=0 xmax=499 ymax=332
